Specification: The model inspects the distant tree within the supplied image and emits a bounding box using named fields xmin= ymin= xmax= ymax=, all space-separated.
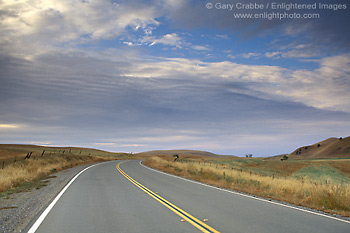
xmin=246 ymin=154 xmax=253 ymax=158
xmin=281 ymin=155 xmax=289 ymax=161
xmin=317 ymin=144 xmax=321 ymax=147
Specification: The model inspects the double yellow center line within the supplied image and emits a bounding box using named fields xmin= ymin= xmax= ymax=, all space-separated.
xmin=116 ymin=161 xmax=220 ymax=233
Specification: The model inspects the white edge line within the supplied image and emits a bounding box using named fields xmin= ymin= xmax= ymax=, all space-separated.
xmin=139 ymin=161 xmax=350 ymax=224
xmin=27 ymin=163 xmax=100 ymax=233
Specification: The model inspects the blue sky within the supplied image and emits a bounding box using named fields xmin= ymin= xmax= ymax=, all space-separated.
xmin=0 ymin=0 xmax=349 ymax=156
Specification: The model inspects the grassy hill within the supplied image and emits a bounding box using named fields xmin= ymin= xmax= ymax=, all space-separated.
xmin=136 ymin=149 xmax=226 ymax=158
xmin=288 ymin=136 xmax=350 ymax=159
xmin=0 ymin=144 xmax=135 ymax=193
xmin=0 ymin=144 xmax=128 ymax=162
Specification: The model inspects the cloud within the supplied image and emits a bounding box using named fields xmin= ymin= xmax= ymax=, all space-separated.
xmin=146 ymin=33 xmax=183 ymax=47
xmin=191 ymin=45 xmax=211 ymax=51
xmin=270 ymin=54 xmax=350 ymax=111
xmin=165 ymin=0 xmax=350 ymax=51
xmin=119 ymin=53 xmax=350 ymax=112
xmin=0 ymin=124 xmax=21 ymax=129
xmin=240 ymin=53 xmax=262 ymax=59
xmin=1 ymin=47 xmax=349 ymax=155
xmin=0 ymin=0 xmax=160 ymax=55
xmin=25 ymin=141 xmax=54 ymax=146
xmin=265 ymin=51 xmax=282 ymax=59
xmin=93 ymin=143 xmax=117 ymax=147
xmin=1 ymin=0 xmax=349 ymax=156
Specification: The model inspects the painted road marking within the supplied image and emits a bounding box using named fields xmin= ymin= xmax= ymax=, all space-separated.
xmin=140 ymin=161 xmax=350 ymax=225
xmin=27 ymin=163 xmax=101 ymax=233
xmin=116 ymin=161 xmax=220 ymax=233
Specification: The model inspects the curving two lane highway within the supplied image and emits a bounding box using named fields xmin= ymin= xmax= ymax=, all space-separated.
xmin=27 ymin=160 xmax=349 ymax=233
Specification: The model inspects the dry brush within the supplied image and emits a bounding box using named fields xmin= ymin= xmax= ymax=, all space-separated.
xmin=144 ymin=156 xmax=350 ymax=217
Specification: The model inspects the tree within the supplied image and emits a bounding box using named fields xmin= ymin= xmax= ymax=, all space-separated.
xmin=173 ymin=154 xmax=179 ymax=162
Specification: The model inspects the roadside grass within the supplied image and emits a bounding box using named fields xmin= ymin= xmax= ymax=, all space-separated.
xmin=0 ymin=153 xmax=116 ymax=195
xmin=292 ymin=166 xmax=350 ymax=184
xmin=144 ymin=156 xmax=350 ymax=217
xmin=0 ymin=144 xmax=153 ymax=196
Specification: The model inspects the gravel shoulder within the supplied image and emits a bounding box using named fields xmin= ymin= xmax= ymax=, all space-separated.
xmin=0 ymin=163 xmax=102 ymax=233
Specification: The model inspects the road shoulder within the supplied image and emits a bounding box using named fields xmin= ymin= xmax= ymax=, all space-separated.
xmin=0 ymin=163 xmax=98 ymax=233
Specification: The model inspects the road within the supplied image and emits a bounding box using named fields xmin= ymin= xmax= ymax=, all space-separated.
xmin=28 ymin=160 xmax=349 ymax=233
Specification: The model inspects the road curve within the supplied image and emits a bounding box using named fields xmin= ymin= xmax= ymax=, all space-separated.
xmin=28 ymin=160 xmax=349 ymax=233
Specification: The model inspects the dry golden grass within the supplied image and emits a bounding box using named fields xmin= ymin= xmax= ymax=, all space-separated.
xmin=144 ymin=156 xmax=350 ymax=217
xmin=0 ymin=153 xmax=112 ymax=193
xmin=0 ymin=144 xmax=152 ymax=194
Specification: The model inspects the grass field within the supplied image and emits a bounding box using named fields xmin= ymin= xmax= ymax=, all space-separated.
xmin=0 ymin=144 xmax=135 ymax=194
xmin=2 ymin=144 xmax=350 ymax=217
xmin=144 ymin=155 xmax=350 ymax=217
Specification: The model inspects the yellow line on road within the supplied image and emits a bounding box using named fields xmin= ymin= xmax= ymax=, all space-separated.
xmin=116 ymin=161 xmax=220 ymax=233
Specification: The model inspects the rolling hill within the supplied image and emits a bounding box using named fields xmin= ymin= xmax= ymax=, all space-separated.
xmin=136 ymin=149 xmax=225 ymax=158
xmin=0 ymin=144 xmax=124 ymax=161
xmin=288 ymin=136 xmax=350 ymax=159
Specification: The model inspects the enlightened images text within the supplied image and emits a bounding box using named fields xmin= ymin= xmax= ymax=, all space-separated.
xmin=213 ymin=2 xmax=347 ymax=11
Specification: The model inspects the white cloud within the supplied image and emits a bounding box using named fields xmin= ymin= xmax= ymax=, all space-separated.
xmin=146 ymin=33 xmax=183 ymax=47
xmin=227 ymin=52 xmax=263 ymax=59
xmin=265 ymin=51 xmax=282 ymax=59
xmin=0 ymin=0 xmax=159 ymax=55
xmin=120 ymin=53 xmax=350 ymax=112
xmin=263 ymin=54 xmax=350 ymax=111
xmin=123 ymin=41 xmax=139 ymax=47
xmin=0 ymin=124 xmax=21 ymax=129
xmin=265 ymin=44 xmax=321 ymax=60
xmin=93 ymin=143 xmax=117 ymax=146
xmin=215 ymin=34 xmax=230 ymax=40
xmin=191 ymin=45 xmax=211 ymax=51
xmin=241 ymin=52 xmax=262 ymax=59
xmin=118 ymin=144 xmax=147 ymax=148
xmin=25 ymin=141 xmax=54 ymax=146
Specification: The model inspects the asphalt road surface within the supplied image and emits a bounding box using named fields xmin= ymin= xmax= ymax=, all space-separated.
xmin=28 ymin=160 xmax=349 ymax=233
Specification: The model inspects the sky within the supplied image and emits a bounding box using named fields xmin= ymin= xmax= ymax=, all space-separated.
xmin=0 ymin=0 xmax=349 ymax=157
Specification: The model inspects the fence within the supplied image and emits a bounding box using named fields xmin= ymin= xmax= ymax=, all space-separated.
xmin=1 ymin=149 xmax=84 ymax=169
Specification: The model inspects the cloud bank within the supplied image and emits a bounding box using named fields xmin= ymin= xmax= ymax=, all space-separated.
xmin=0 ymin=0 xmax=349 ymax=156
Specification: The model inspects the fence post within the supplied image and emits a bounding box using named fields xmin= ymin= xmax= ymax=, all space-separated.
xmin=2 ymin=161 xmax=4 ymax=169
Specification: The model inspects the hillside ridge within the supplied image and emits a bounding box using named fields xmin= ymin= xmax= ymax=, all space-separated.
xmin=136 ymin=149 xmax=225 ymax=158
xmin=288 ymin=136 xmax=350 ymax=159
xmin=0 ymin=144 xmax=120 ymax=161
